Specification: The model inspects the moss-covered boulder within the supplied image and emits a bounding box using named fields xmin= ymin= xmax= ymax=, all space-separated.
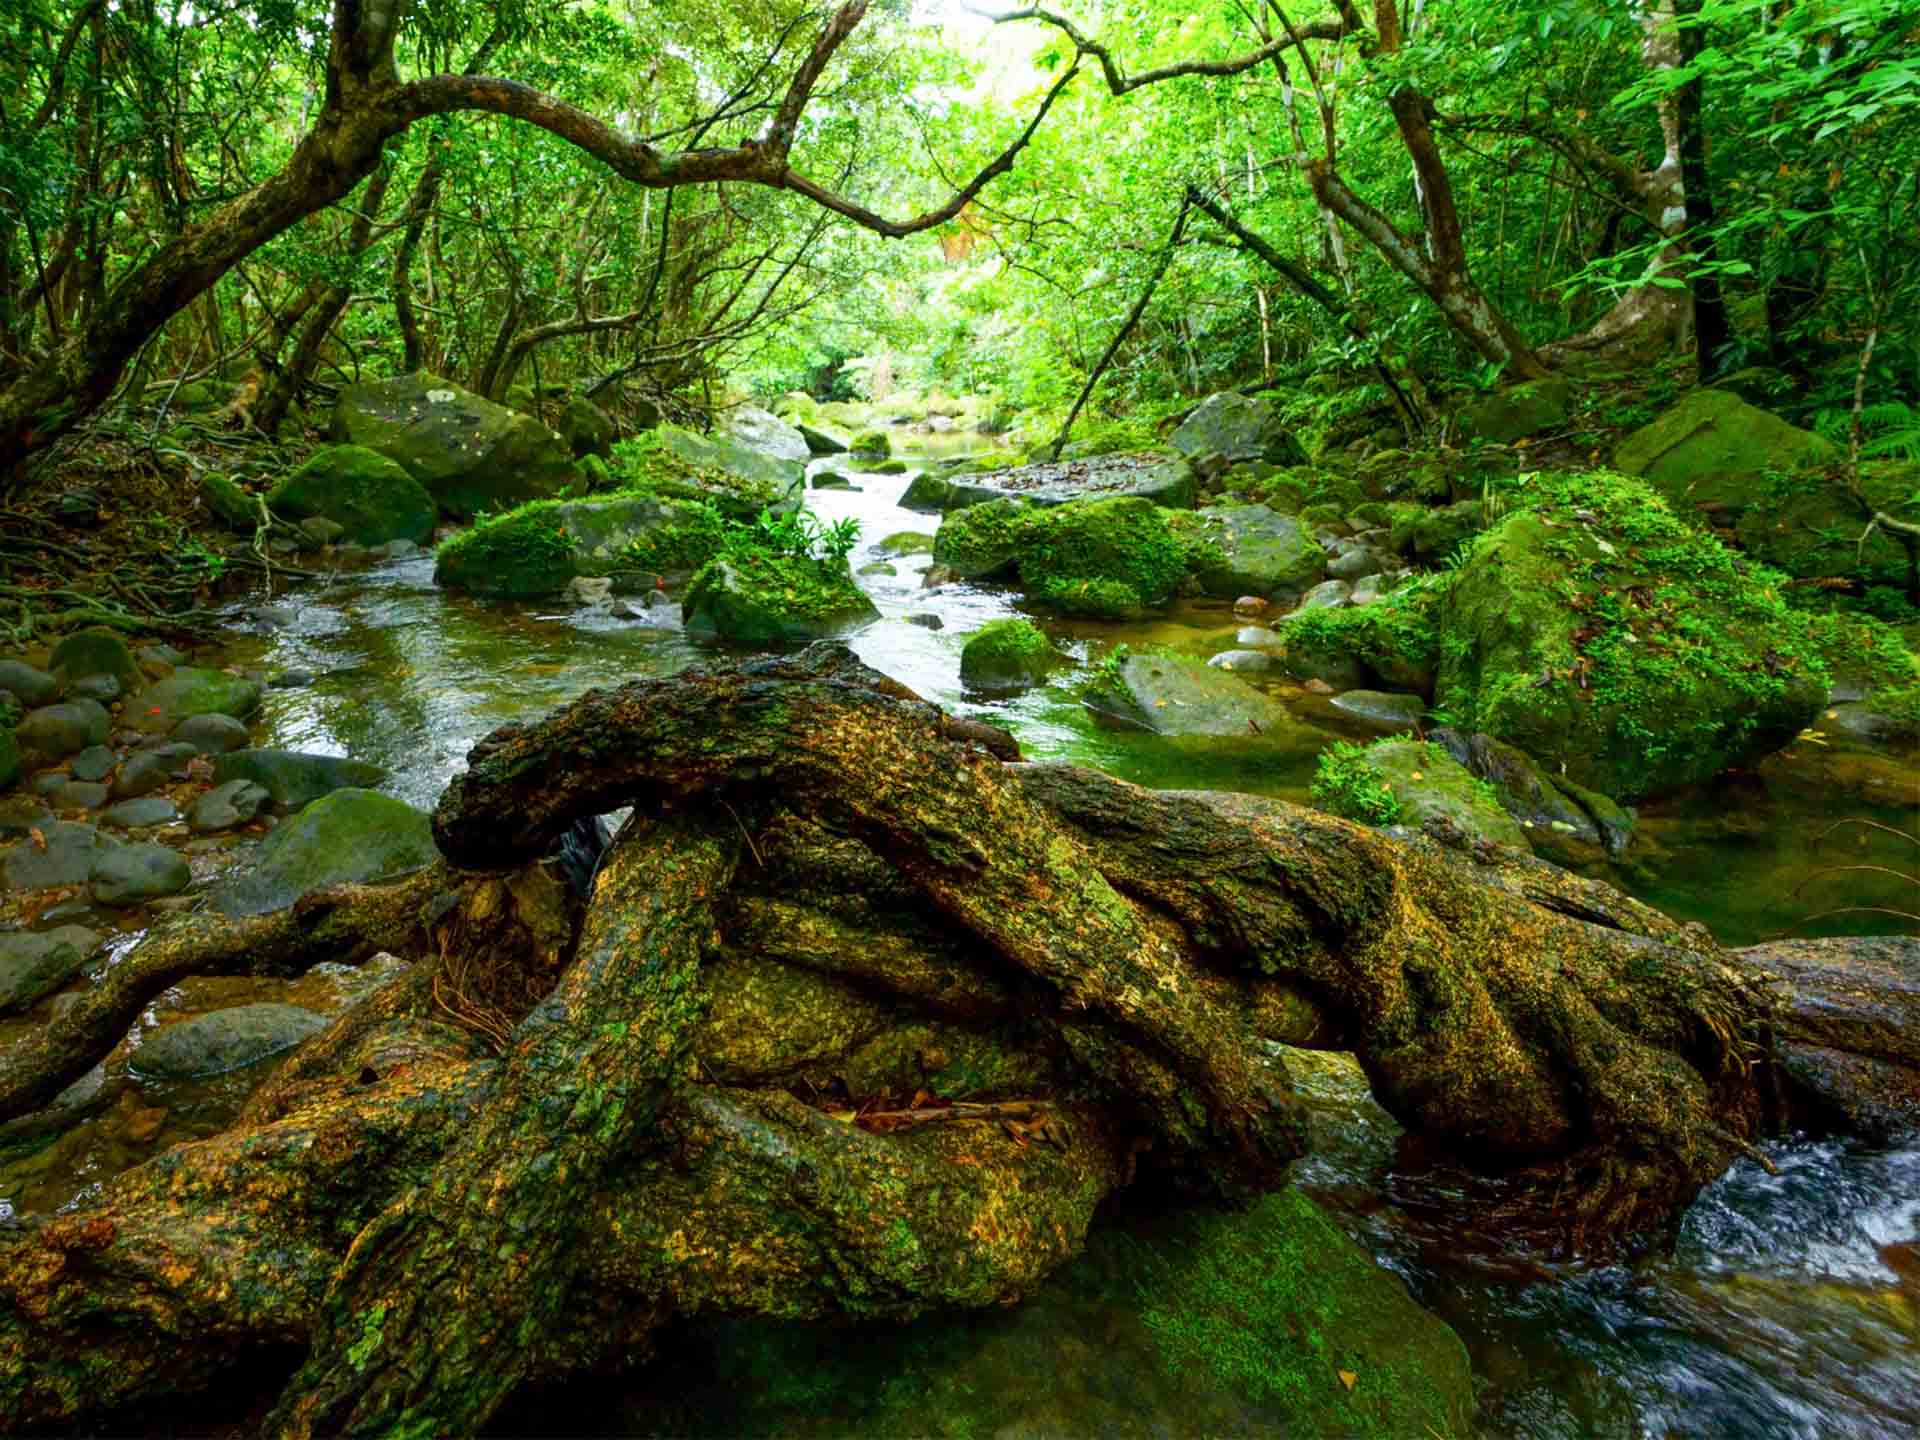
xmin=211 ymin=749 xmax=386 ymax=811
xmin=1436 ymin=470 xmax=1828 ymax=799
xmin=267 ymin=444 xmax=437 ymax=547
xmin=1456 ymin=377 xmax=1572 ymax=444
xmin=638 ymin=1187 xmax=1474 ymax=1440
xmin=213 ymin=788 xmax=437 ymax=916
xmin=684 ymin=554 xmax=880 ymax=647
xmin=1320 ymin=737 xmax=1530 ymax=849
xmin=797 ymin=423 xmax=848 ymax=456
xmin=1387 ymin=498 xmax=1487 ymax=562
xmin=1171 ymin=391 xmax=1308 ymax=469
xmin=127 ymin=668 xmax=262 ymax=735
xmin=1020 ymin=497 xmax=1201 ymax=617
xmin=330 ymin=372 xmax=575 ymax=520
xmin=1186 ymin=504 xmax=1326 ymax=598
xmin=873 ymin=531 xmax=934 ymax=557
xmin=652 ymin=423 xmax=806 ymax=513
xmin=959 ymin=618 xmax=1059 ymax=690
xmin=930 ymin=497 xmax=1034 ymax=580
xmin=1277 ymin=583 xmax=1440 ymax=695
xmin=1612 ymin=388 xmax=1839 ymax=514
xmin=1085 ymin=649 xmax=1291 ymax=736
xmin=849 ymin=428 xmax=891 ymax=459
xmin=434 ymin=493 xmax=724 ymax=598
xmin=1734 ymin=460 xmax=1920 ymax=587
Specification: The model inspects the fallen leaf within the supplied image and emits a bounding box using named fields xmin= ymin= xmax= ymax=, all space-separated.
xmin=27 ymin=827 xmax=46 ymax=850
xmin=1338 ymin=1370 xmax=1358 ymax=1391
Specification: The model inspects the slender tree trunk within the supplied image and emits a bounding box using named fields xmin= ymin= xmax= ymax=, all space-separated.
xmin=1670 ymin=0 xmax=1728 ymax=377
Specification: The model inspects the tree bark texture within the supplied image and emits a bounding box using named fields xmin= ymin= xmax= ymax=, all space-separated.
xmin=2 ymin=647 xmax=1916 ymax=1435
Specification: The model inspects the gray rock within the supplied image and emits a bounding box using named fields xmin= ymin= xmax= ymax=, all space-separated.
xmin=172 ymin=713 xmax=251 ymax=754
xmin=566 ymin=576 xmax=614 ymax=607
xmin=1187 ymin=506 xmax=1326 ymax=598
xmin=112 ymin=742 xmax=200 ymax=799
xmin=0 ymin=660 xmax=57 ymax=707
xmin=213 ymin=788 xmax=435 ymax=916
xmin=298 ymin=515 xmax=346 ymax=546
xmin=127 ymin=669 xmax=263 ymax=734
xmin=1085 ymin=651 xmax=1294 ymax=738
xmin=100 ymin=796 xmax=180 ymax=829
xmin=90 ymin=842 xmax=192 ymax=905
xmin=48 ymin=629 xmax=141 ymax=691
xmin=0 ymin=925 xmax=100 ymax=1012
xmin=210 ymin=749 xmax=386 ymax=811
xmin=1236 ymin=626 xmax=1283 ymax=648
xmin=1169 ymin=392 xmax=1307 ymax=468
xmin=15 ymin=700 xmax=111 ymax=760
xmin=132 ymin=1002 xmax=330 ymax=1079
xmin=1296 ymin=580 xmax=1353 ymax=611
xmin=1207 ymin=649 xmax=1277 ymax=674
xmin=3 ymin=822 xmax=115 ymax=890
xmin=191 ymin=779 xmax=272 ymax=833
xmin=797 ymin=422 xmax=848 ymax=455
xmin=70 ymin=673 xmax=121 ymax=702
xmin=32 ymin=773 xmax=69 ymax=797
xmin=903 ymin=613 xmax=945 ymax=631
xmin=1349 ymin=574 xmax=1391 ymax=606
xmin=1329 ymin=689 xmax=1426 ymax=733
xmin=46 ymin=780 xmax=110 ymax=810
xmin=1325 ymin=545 xmax=1384 ymax=582
xmin=0 ymin=1062 xmax=110 ymax=1146
xmin=69 ymin=745 xmax=117 ymax=781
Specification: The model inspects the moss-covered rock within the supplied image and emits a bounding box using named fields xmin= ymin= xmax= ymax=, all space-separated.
xmin=1456 ymin=377 xmax=1572 ymax=444
xmin=930 ymin=497 xmax=1034 ymax=580
xmin=330 ymin=372 xmax=576 ymax=520
xmin=434 ymin=493 xmax=725 ymax=598
xmin=1387 ymin=498 xmax=1487 ymax=562
xmin=1612 ymin=388 xmax=1839 ymax=514
xmin=1085 ymin=649 xmax=1291 ymax=736
xmin=1436 ymin=469 xmax=1828 ymax=799
xmin=211 ymin=749 xmax=386 ymax=811
xmin=559 ymin=394 xmax=617 ymax=459
xmin=873 ymin=531 xmax=934 ymax=556
xmin=1735 ymin=460 xmax=1920 ymax=587
xmin=1277 ymin=582 xmax=1440 ymax=695
xmin=960 ymin=618 xmax=1059 ymax=690
xmin=213 ymin=788 xmax=436 ymax=916
xmin=267 ymin=444 xmax=437 ymax=546
xmin=1185 ymin=504 xmax=1326 ymax=597
xmin=127 ymin=668 xmax=263 ymax=735
xmin=1330 ymin=738 xmax=1531 ymax=849
xmin=1020 ymin=496 xmax=1200 ymax=617
xmin=797 ymin=423 xmax=848 ymax=456
xmin=638 ymin=1187 xmax=1474 ymax=1440
xmin=1171 ymin=391 xmax=1308 ymax=469
xmin=201 ymin=472 xmax=262 ymax=531
xmin=849 ymin=428 xmax=891 ymax=459
xmin=48 ymin=629 xmax=141 ymax=693
xmin=684 ymin=553 xmax=880 ymax=647
xmin=649 ymin=424 xmax=806 ymax=515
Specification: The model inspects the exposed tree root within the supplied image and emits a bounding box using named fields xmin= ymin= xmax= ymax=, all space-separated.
xmin=1 ymin=646 xmax=1915 ymax=1435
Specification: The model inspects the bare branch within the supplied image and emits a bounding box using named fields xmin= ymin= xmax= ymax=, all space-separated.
xmin=980 ymin=4 xmax=1353 ymax=93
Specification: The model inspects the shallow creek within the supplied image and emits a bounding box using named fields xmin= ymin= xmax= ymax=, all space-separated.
xmin=6 ymin=435 xmax=1919 ymax=1436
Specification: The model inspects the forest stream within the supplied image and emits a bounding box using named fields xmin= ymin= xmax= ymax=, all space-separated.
xmin=6 ymin=433 xmax=1917 ymax=1438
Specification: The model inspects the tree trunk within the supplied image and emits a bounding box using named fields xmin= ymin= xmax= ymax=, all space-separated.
xmin=3 ymin=647 xmax=1915 ymax=1434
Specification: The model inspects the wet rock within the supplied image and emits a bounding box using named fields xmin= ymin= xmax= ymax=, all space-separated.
xmin=873 ymin=531 xmax=934 ymax=557
xmin=190 ymin=779 xmax=272 ymax=833
xmin=170 ymin=716 xmax=249 ymax=760
xmin=1232 ymin=595 xmax=1267 ymax=617
xmin=68 ymin=673 xmax=121 ymax=702
xmin=68 ymin=745 xmax=116 ymax=782
xmin=268 ymin=444 xmax=439 ymax=546
xmin=100 ymin=796 xmax=180 ymax=829
xmin=138 ymin=643 xmax=186 ymax=673
xmin=1188 ymin=505 xmax=1326 ymax=598
xmin=1354 ymin=739 xmax=1531 ymax=850
xmin=566 ymin=576 xmax=615 ymax=607
xmin=15 ymin=700 xmax=111 ymax=760
xmin=1329 ymin=689 xmax=1426 ymax=733
xmin=797 ymin=423 xmax=847 ymax=456
xmin=213 ymin=788 xmax=437 ymax=916
xmin=1 ymin=821 xmax=114 ymax=890
xmin=252 ymin=604 xmax=297 ymax=628
xmin=1236 ymin=625 xmax=1282 ymax=648
xmin=0 ymin=925 xmax=100 ymax=1012
xmin=434 ymin=492 xmax=724 ymax=599
xmin=297 ymin=515 xmax=346 ymax=547
xmin=1424 ymin=727 xmax=1616 ymax=853
xmin=960 ymin=619 xmax=1060 ymax=691
xmin=1325 ymin=544 xmax=1384 ymax=582
xmin=932 ymin=453 xmax=1194 ymax=512
xmin=1170 ymin=391 xmax=1308 ymax=468
xmin=332 ymin=373 xmax=575 ymax=520
xmin=90 ymin=842 xmax=192 ymax=905
xmin=210 ymin=749 xmax=386 ymax=811
xmin=31 ymin=773 xmax=70 ymax=797
xmin=1206 ymin=649 xmax=1276 ymax=674
xmin=45 ymin=780 xmax=110 ymax=810
xmin=653 ymin=411 xmax=808 ymax=509
xmin=0 ymin=1063 xmax=110 ymax=1147
xmin=0 ymin=661 xmax=58 ymax=707
xmin=132 ymin=1002 xmax=330 ymax=1079
xmin=112 ymin=742 xmax=200 ymax=799
xmin=1296 ymin=579 xmax=1352 ymax=611
xmin=48 ymin=628 xmax=141 ymax=693
xmin=1348 ymin=573 xmax=1393 ymax=606
xmin=1085 ymin=651 xmax=1291 ymax=737
xmin=855 ymin=561 xmax=896 ymax=577
xmin=127 ymin=669 xmax=262 ymax=734
xmin=902 ymin=613 xmax=944 ymax=631
xmin=684 ymin=556 xmax=880 ymax=647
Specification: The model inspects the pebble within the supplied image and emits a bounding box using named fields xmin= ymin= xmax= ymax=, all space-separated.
xmin=69 ymin=745 xmax=118 ymax=781
xmin=1207 ymin=650 xmax=1277 ymax=674
xmin=112 ymin=742 xmax=199 ymax=799
xmin=191 ymin=779 xmax=272 ymax=833
xmin=100 ymin=797 xmax=180 ymax=829
xmin=172 ymin=713 xmax=250 ymax=754
xmin=46 ymin=780 xmax=110 ymax=811
xmin=89 ymin=842 xmax=192 ymax=905
xmin=1232 ymin=596 xmax=1269 ymax=617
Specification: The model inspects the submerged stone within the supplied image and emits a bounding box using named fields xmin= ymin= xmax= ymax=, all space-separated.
xmin=214 ymin=788 xmax=437 ymax=916
xmin=1085 ymin=651 xmax=1291 ymax=737
xmin=133 ymin=1002 xmax=330 ymax=1079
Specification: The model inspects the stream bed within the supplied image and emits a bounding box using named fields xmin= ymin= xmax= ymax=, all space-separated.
xmin=6 ymin=434 xmax=1919 ymax=1436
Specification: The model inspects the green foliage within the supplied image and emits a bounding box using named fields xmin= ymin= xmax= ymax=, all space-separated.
xmin=1310 ymin=741 xmax=1405 ymax=827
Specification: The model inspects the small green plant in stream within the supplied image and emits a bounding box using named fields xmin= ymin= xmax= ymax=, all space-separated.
xmin=1311 ymin=741 xmax=1403 ymax=826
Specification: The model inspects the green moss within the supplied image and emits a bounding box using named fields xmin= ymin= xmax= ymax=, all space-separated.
xmin=1278 ymin=579 xmax=1440 ymax=692
xmin=959 ymin=618 xmax=1058 ymax=689
xmin=1436 ymin=468 xmax=1830 ymax=798
xmin=873 ymin=531 xmax=934 ymax=556
xmin=1298 ymin=502 xmax=1345 ymax=528
xmin=0 ymin=695 xmax=19 ymax=789
xmin=1310 ymin=740 xmax=1403 ymax=825
xmin=850 ymin=429 xmax=892 ymax=459
xmin=931 ymin=498 xmax=1034 ymax=578
xmin=609 ymin=432 xmax=778 ymax=519
xmin=684 ymin=551 xmax=877 ymax=645
xmin=1862 ymin=684 xmax=1920 ymax=738
xmin=433 ymin=498 xmax=579 ymax=599
xmin=867 ymin=459 xmax=910 ymax=476
xmin=267 ymin=444 xmax=438 ymax=545
xmin=1018 ymin=496 xmax=1193 ymax=618
xmin=618 ymin=503 xmax=726 ymax=575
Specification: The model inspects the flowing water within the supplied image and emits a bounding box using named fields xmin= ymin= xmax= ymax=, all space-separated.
xmin=5 ymin=432 xmax=1918 ymax=1435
